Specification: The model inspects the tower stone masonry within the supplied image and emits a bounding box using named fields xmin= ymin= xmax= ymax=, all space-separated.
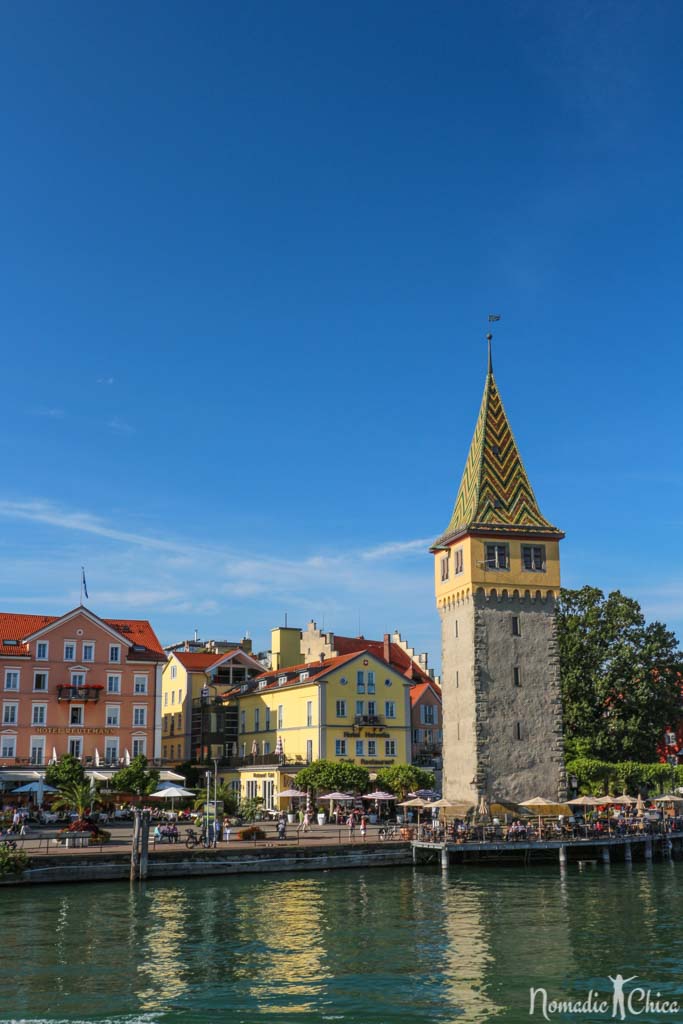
xmin=431 ymin=342 xmax=566 ymax=805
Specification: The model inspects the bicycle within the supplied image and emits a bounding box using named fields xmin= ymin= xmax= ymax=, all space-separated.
xmin=185 ymin=827 xmax=207 ymax=849
xmin=378 ymin=824 xmax=400 ymax=841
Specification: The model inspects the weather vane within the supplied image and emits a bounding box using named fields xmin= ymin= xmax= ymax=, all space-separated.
xmin=486 ymin=314 xmax=501 ymax=371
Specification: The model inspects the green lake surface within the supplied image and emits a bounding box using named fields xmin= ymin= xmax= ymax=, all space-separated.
xmin=2 ymin=862 xmax=682 ymax=1023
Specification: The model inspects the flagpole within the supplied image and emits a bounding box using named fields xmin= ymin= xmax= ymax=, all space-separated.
xmin=80 ymin=567 xmax=83 ymax=606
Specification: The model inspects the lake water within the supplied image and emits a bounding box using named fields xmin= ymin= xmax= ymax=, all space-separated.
xmin=3 ymin=861 xmax=683 ymax=1023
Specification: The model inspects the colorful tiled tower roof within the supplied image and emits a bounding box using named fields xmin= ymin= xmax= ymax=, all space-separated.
xmin=432 ymin=345 xmax=563 ymax=547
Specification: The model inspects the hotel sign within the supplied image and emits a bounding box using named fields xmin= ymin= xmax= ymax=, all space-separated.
xmin=35 ymin=726 xmax=116 ymax=735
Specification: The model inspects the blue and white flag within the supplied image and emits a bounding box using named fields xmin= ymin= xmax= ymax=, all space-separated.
xmin=81 ymin=567 xmax=89 ymax=600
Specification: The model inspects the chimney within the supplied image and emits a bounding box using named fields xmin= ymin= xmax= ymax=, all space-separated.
xmin=383 ymin=633 xmax=391 ymax=664
xmin=319 ymin=652 xmax=325 ymax=664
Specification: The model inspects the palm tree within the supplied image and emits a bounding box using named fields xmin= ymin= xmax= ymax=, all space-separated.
xmin=52 ymin=780 xmax=96 ymax=820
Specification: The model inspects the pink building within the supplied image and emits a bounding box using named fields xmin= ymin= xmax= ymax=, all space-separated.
xmin=0 ymin=606 xmax=165 ymax=767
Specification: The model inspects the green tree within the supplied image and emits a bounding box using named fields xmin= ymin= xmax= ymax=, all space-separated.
xmin=558 ymin=587 xmax=683 ymax=763
xmin=294 ymin=760 xmax=370 ymax=796
xmin=111 ymin=755 xmax=159 ymax=797
xmin=45 ymin=753 xmax=85 ymax=788
xmin=52 ymin=780 xmax=96 ymax=819
xmin=375 ymin=764 xmax=436 ymax=800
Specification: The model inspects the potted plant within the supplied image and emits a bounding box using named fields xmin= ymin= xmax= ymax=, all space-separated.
xmin=316 ymin=807 xmax=326 ymax=826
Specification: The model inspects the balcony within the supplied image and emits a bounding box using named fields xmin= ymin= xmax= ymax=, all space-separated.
xmin=56 ymin=684 xmax=103 ymax=703
xmin=354 ymin=714 xmax=383 ymax=727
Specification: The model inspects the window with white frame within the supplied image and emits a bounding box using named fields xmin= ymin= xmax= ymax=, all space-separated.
xmin=64 ymin=641 xmax=75 ymax=661
xmin=356 ymin=671 xmax=365 ymax=693
xmin=105 ymin=738 xmax=119 ymax=762
xmin=3 ymin=703 xmax=18 ymax=726
xmin=132 ymin=736 xmax=146 ymax=757
xmin=36 ymin=641 xmax=48 ymax=660
xmin=367 ymin=671 xmax=375 ymax=694
xmin=4 ymin=671 xmax=19 ymax=691
xmin=70 ymin=705 xmax=84 ymax=726
xmin=82 ymin=642 xmax=94 ymax=662
xmin=306 ymin=700 xmax=313 ymax=726
xmin=171 ymin=664 xmax=177 ymax=679
xmin=134 ymin=675 xmax=148 ymax=695
xmin=277 ymin=705 xmax=284 ymax=729
xmin=385 ymin=701 xmax=396 ymax=719
xmin=420 ymin=704 xmax=436 ymax=725
xmin=385 ymin=739 xmax=397 ymax=756
xmin=265 ymin=707 xmax=271 ymax=731
xmin=367 ymin=700 xmax=377 ymax=716
xmin=1 ymin=735 xmax=16 ymax=758
xmin=71 ymin=673 xmax=85 ymax=688
xmin=335 ymin=739 xmax=347 ymax=756
xmin=109 ymin=644 xmax=121 ymax=663
xmin=306 ymin=739 xmax=313 ymax=762
xmin=31 ymin=703 xmax=47 ymax=726
xmin=355 ymin=700 xmax=364 ymax=716
xmin=106 ymin=705 xmax=120 ymax=727
xmin=522 ymin=544 xmax=545 ymax=572
xmin=164 ymin=692 xmax=168 ymax=706
xmin=440 ymin=554 xmax=449 ymax=581
xmin=133 ymin=706 xmax=147 ymax=728
xmin=367 ymin=739 xmax=377 ymax=756
xmin=68 ymin=736 xmax=82 ymax=758
xmin=454 ymin=547 xmax=464 ymax=574
xmin=30 ymin=736 xmax=45 ymax=764
xmin=355 ymin=740 xmax=364 ymax=756
xmin=107 ymin=674 xmax=121 ymax=694
xmin=240 ymin=710 xmax=246 ymax=733
xmin=254 ymin=708 xmax=260 ymax=732
xmin=246 ymin=780 xmax=258 ymax=800
xmin=335 ymin=700 xmax=347 ymax=718
xmin=263 ymin=741 xmax=270 ymax=755
xmin=33 ymin=671 xmax=48 ymax=692
xmin=485 ymin=543 xmax=509 ymax=570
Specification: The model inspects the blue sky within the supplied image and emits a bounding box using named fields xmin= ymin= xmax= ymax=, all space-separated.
xmin=1 ymin=2 xmax=682 ymax=667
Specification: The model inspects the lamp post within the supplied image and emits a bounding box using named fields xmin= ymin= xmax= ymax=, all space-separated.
xmin=205 ymin=769 xmax=211 ymax=847
xmin=213 ymin=757 xmax=219 ymax=847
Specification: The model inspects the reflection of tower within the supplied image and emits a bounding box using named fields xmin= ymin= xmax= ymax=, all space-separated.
xmin=432 ymin=336 xmax=566 ymax=804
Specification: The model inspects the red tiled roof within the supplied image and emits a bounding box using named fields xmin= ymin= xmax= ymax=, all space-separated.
xmin=173 ymin=652 xmax=227 ymax=671
xmin=331 ymin=635 xmax=433 ymax=684
xmin=253 ymin=651 xmax=362 ymax=693
xmin=410 ymin=680 xmax=442 ymax=706
xmin=0 ymin=610 xmax=165 ymax=659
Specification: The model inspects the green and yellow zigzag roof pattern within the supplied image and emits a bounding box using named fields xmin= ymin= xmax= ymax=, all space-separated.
xmin=432 ymin=366 xmax=563 ymax=547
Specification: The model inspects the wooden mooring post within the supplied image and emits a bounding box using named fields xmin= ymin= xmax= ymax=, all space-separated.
xmin=139 ymin=810 xmax=150 ymax=880
xmin=130 ymin=809 xmax=141 ymax=882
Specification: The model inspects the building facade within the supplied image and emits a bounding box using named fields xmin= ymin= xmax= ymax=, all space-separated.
xmin=431 ymin=343 xmax=566 ymax=805
xmin=161 ymin=647 xmax=264 ymax=762
xmin=232 ymin=650 xmax=412 ymax=808
xmin=0 ymin=606 xmax=165 ymax=766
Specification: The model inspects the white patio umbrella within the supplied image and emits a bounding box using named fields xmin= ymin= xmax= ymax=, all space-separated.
xmin=319 ymin=791 xmax=353 ymax=818
xmin=51 ymin=747 xmax=58 ymax=763
xmin=278 ymin=788 xmax=304 ymax=797
xmin=94 ymin=747 xmax=101 ymax=767
xmin=364 ymin=790 xmax=396 ymax=800
xmin=124 ymin=748 xmax=131 ymax=766
xmin=149 ymin=784 xmax=194 ymax=811
xmin=275 ymin=736 xmax=284 ymax=761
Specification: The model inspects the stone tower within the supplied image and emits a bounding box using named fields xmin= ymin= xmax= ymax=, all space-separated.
xmin=431 ymin=340 xmax=566 ymax=805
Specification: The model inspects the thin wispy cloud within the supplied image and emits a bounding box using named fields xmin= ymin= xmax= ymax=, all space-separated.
xmin=31 ymin=408 xmax=64 ymax=419
xmin=97 ymin=376 xmax=115 ymax=385
xmin=362 ymin=538 xmax=432 ymax=560
xmin=107 ymin=418 xmax=134 ymax=435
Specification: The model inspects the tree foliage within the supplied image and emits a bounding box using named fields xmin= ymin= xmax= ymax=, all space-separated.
xmin=52 ymin=780 xmax=96 ymax=818
xmin=566 ymin=756 xmax=677 ymax=795
xmin=294 ymin=760 xmax=370 ymax=796
xmin=111 ymin=755 xmax=159 ymax=797
xmin=375 ymin=765 xmax=436 ymax=800
xmin=558 ymin=587 xmax=682 ymax=763
xmin=45 ymin=754 xmax=85 ymax=789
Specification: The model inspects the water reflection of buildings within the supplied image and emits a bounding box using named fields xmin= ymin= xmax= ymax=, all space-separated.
xmin=136 ymin=886 xmax=194 ymax=1008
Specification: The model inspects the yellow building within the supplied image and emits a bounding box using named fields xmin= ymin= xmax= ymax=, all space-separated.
xmin=161 ymin=647 xmax=264 ymax=762
xmin=231 ymin=650 xmax=412 ymax=808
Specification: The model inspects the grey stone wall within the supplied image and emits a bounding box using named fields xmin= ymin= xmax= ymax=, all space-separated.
xmin=440 ymin=591 xmax=566 ymax=805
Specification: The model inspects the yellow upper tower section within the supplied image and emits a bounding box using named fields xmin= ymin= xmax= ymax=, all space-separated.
xmin=432 ymin=340 xmax=563 ymax=605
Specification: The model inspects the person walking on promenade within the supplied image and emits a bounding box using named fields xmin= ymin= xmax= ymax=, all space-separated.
xmin=360 ymin=813 xmax=368 ymax=840
xmin=347 ymin=812 xmax=355 ymax=840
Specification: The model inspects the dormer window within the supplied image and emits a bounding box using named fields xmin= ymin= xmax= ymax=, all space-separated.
xmin=278 ymin=676 xmax=287 ymax=686
xmin=299 ymin=671 xmax=309 ymax=681
xmin=258 ymin=680 xmax=268 ymax=690
xmin=3 ymin=639 xmax=18 ymax=646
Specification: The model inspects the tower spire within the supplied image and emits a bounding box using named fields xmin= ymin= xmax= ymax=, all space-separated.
xmin=486 ymin=332 xmax=493 ymax=375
